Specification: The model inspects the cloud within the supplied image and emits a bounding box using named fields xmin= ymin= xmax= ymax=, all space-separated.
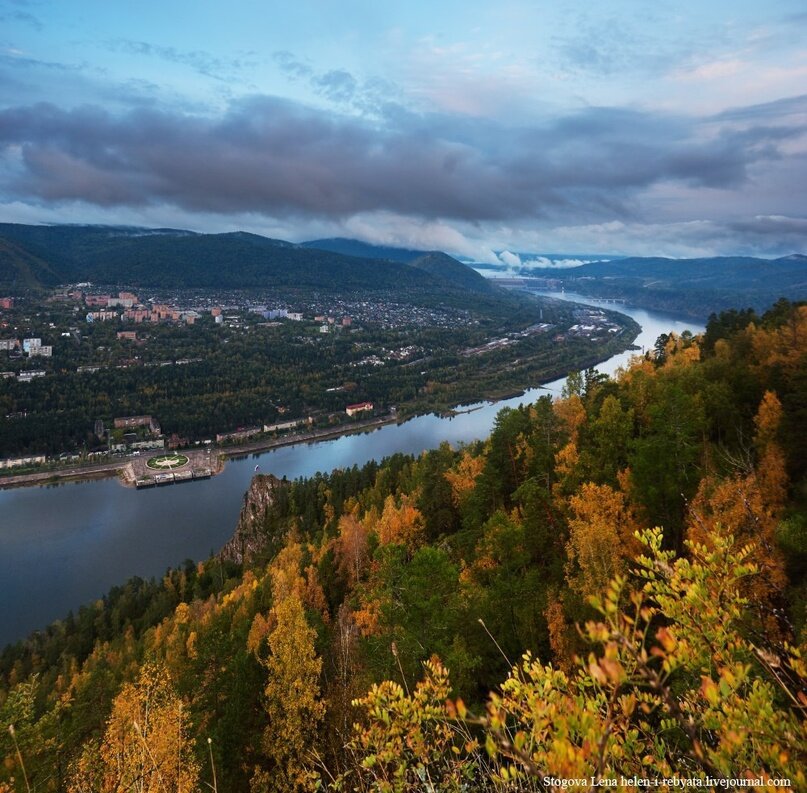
xmin=0 ymin=92 xmax=802 ymax=231
xmin=108 ymin=40 xmax=258 ymax=82
xmin=272 ymin=51 xmax=313 ymax=81
xmin=511 ymin=216 xmax=807 ymax=258
xmin=517 ymin=257 xmax=594 ymax=269
xmin=313 ymin=70 xmax=357 ymax=103
xmin=713 ymin=93 xmax=807 ymax=123
xmin=0 ymin=9 xmax=43 ymax=30
xmin=498 ymin=250 xmax=521 ymax=267
xmin=272 ymin=51 xmax=400 ymax=115
xmin=673 ymin=58 xmax=746 ymax=82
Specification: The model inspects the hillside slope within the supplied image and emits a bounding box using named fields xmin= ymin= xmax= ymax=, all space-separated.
xmin=522 ymin=254 xmax=807 ymax=317
xmin=301 ymin=237 xmax=426 ymax=263
xmin=408 ymin=251 xmax=493 ymax=293
xmin=1 ymin=301 xmax=804 ymax=790
xmin=0 ymin=224 xmax=440 ymax=291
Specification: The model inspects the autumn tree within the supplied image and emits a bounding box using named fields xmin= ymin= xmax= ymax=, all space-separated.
xmin=481 ymin=528 xmax=806 ymax=787
xmin=251 ymin=594 xmax=324 ymax=793
xmin=565 ymin=482 xmax=641 ymax=599
xmin=346 ymin=658 xmax=478 ymax=792
xmin=69 ymin=663 xmax=199 ymax=793
xmin=374 ymin=494 xmax=424 ymax=550
xmin=753 ymin=390 xmax=788 ymax=511
xmin=348 ymin=529 xmax=806 ymax=788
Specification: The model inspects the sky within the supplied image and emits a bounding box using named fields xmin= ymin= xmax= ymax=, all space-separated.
xmin=0 ymin=0 xmax=806 ymax=261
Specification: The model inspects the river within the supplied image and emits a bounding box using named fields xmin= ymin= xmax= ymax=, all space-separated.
xmin=0 ymin=293 xmax=702 ymax=647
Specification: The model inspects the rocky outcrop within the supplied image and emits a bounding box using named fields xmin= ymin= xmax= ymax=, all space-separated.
xmin=219 ymin=474 xmax=285 ymax=564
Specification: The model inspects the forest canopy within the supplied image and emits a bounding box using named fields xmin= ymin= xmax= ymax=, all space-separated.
xmin=1 ymin=299 xmax=805 ymax=791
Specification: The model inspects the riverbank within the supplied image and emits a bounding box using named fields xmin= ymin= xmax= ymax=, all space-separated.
xmin=0 ymin=295 xmax=702 ymax=647
xmin=0 ymin=413 xmax=400 ymax=490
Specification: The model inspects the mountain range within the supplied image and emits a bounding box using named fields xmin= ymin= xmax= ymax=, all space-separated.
xmin=517 ymin=254 xmax=807 ymax=317
xmin=0 ymin=224 xmax=492 ymax=296
xmin=0 ymin=223 xmax=804 ymax=318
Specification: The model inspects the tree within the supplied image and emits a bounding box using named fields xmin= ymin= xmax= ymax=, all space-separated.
xmin=252 ymin=594 xmax=324 ymax=793
xmin=565 ymin=482 xmax=641 ymax=599
xmin=346 ymin=658 xmax=477 ymax=792
xmin=481 ymin=528 xmax=806 ymax=787
xmin=69 ymin=663 xmax=199 ymax=793
xmin=349 ymin=529 xmax=807 ymax=788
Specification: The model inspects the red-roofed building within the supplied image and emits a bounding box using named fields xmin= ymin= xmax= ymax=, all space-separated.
xmin=346 ymin=401 xmax=373 ymax=416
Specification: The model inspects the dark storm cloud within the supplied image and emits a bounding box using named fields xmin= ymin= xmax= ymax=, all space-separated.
xmin=0 ymin=94 xmax=803 ymax=225
xmin=728 ymin=215 xmax=807 ymax=237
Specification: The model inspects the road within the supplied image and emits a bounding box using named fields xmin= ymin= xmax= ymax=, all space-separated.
xmin=0 ymin=413 xmax=398 ymax=490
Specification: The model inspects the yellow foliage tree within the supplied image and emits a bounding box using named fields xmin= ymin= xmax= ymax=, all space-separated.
xmin=565 ymin=482 xmax=642 ymax=598
xmin=251 ymin=594 xmax=325 ymax=793
xmin=334 ymin=512 xmax=369 ymax=589
xmin=69 ymin=663 xmax=199 ymax=793
xmin=444 ymin=450 xmax=484 ymax=507
xmin=754 ymin=389 xmax=788 ymax=511
xmin=374 ymin=494 xmax=424 ymax=550
xmin=688 ymin=473 xmax=787 ymax=630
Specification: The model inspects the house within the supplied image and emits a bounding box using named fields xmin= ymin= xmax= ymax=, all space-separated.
xmin=346 ymin=401 xmax=373 ymax=416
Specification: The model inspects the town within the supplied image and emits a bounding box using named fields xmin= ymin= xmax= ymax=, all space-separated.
xmin=0 ymin=285 xmax=639 ymax=477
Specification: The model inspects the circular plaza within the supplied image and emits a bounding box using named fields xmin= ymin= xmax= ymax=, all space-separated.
xmin=145 ymin=453 xmax=190 ymax=471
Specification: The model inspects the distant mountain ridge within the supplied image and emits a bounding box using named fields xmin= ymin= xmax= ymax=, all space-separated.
xmin=515 ymin=254 xmax=807 ymax=317
xmin=301 ymin=237 xmax=426 ymax=263
xmin=408 ymin=252 xmax=492 ymax=292
xmin=0 ymin=224 xmax=490 ymax=296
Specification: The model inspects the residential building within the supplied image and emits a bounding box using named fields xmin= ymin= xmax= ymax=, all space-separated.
xmin=215 ymin=427 xmax=262 ymax=443
xmin=346 ymin=401 xmax=373 ymax=416
xmin=114 ymin=415 xmax=161 ymax=435
xmin=87 ymin=311 xmax=118 ymax=322
xmin=18 ymin=370 xmax=46 ymax=382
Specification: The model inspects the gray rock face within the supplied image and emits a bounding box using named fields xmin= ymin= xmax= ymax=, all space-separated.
xmin=220 ymin=474 xmax=284 ymax=564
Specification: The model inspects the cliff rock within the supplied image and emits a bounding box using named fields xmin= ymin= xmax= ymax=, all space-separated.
xmin=220 ymin=474 xmax=285 ymax=564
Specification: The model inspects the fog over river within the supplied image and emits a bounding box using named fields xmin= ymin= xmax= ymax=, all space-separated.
xmin=0 ymin=293 xmax=702 ymax=646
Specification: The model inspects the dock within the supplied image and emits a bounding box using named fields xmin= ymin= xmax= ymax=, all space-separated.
xmin=134 ymin=466 xmax=213 ymax=488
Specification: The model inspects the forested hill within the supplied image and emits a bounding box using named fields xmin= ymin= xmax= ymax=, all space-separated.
xmin=303 ymin=239 xmax=494 ymax=292
xmin=301 ymin=237 xmax=427 ymax=263
xmin=408 ymin=251 xmax=493 ymax=292
xmin=1 ymin=300 xmax=805 ymax=790
xmin=0 ymin=224 xmax=491 ymax=297
xmin=526 ymin=253 xmax=807 ymax=317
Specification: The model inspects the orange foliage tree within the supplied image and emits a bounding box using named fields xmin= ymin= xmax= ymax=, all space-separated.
xmin=68 ymin=663 xmax=198 ymax=793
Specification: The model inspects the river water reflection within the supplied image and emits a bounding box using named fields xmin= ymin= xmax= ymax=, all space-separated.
xmin=0 ymin=293 xmax=703 ymax=646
